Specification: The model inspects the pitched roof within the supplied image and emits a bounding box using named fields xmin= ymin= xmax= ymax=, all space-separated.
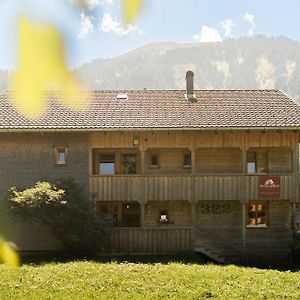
xmin=0 ymin=89 xmax=300 ymax=130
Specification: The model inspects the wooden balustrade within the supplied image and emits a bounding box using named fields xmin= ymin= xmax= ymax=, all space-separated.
xmin=90 ymin=175 xmax=295 ymax=202
xmin=107 ymin=227 xmax=193 ymax=253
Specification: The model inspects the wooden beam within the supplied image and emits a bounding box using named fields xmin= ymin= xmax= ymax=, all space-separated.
xmin=241 ymin=146 xmax=248 ymax=204
xmin=293 ymin=136 xmax=299 ymax=203
xmin=140 ymin=203 xmax=145 ymax=228
xmin=191 ymin=148 xmax=196 ymax=175
xmin=140 ymin=149 xmax=145 ymax=175
xmin=191 ymin=203 xmax=196 ymax=248
xmin=242 ymin=203 xmax=246 ymax=263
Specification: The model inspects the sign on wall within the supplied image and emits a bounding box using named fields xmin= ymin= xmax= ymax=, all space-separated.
xmin=259 ymin=176 xmax=280 ymax=198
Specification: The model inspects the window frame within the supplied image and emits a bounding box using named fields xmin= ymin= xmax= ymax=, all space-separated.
xmin=149 ymin=153 xmax=159 ymax=169
xmin=122 ymin=153 xmax=138 ymax=175
xmin=247 ymin=149 xmax=268 ymax=174
xmin=55 ymin=147 xmax=67 ymax=165
xmin=158 ymin=210 xmax=169 ymax=224
xmin=246 ymin=201 xmax=268 ymax=228
xmin=99 ymin=153 xmax=116 ymax=175
xmin=122 ymin=202 xmax=141 ymax=227
xmin=183 ymin=152 xmax=192 ymax=169
xmin=92 ymin=149 xmax=140 ymax=175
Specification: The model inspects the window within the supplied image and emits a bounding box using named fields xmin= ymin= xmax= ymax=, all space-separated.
xmin=122 ymin=153 xmax=137 ymax=174
xmin=122 ymin=203 xmax=140 ymax=227
xmin=149 ymin=154 xmax=159 ymax=168
xmin=99 ymin=153 xmax=115 ymax=175
xmin=55 ymin=147 xmax=67 ymax=165
xmin=247 ymin=203 xmax=267 ymax=227
xmin=159 ymin=211 xmax=169 ymax=224
xmin=93 ymin=149 xmax=140 ymax=175
xmin=183 ymin=153 xmax=191 ymax=168
xmin=247 ymin=150 xmax=268 ymax=174
xmin=96 ymin=203 xmax=118 ymax=226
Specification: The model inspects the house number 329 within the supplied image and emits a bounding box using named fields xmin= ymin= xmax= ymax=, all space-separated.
xmin=200 ymin=204 xmax=231 ymax=214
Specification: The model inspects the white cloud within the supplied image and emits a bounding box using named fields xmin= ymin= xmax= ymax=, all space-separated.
xmin=243 ymin=13 xmax=255 ymax=27
xmin=78 ymin=12 xmax=94 ymax=38
xmin=100 ymin=13 xmax=138 ymax=37
xmin=243 ymin=13 xmax=255 ymax=36
xmin=85 ymin=0 xmax=113 ymax=9
xmin=193 ymin=26 xmax=222 ymax=43
xmin=219 ymin=19 xmax=235 ymax=37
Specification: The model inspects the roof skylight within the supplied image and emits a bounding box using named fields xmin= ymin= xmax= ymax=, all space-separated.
xmin=117 ymin=93 xmax=128 ymax=100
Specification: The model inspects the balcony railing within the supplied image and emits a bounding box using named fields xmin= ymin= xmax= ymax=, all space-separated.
xmin=90 ymin=174 xmax=296 ymax=202
xmin=107 ymin=227 xmax=194 ymax=253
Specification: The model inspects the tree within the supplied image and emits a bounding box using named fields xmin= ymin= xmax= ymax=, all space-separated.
xmin=9 ymin=179 xmax=113 ymax=254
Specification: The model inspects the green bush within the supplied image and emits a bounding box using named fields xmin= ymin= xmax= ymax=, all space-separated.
xmin=8 ymin=179 xmax=113 ymax=254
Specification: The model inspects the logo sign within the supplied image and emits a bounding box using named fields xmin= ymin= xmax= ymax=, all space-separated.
xmin=259 ymin=176 xmax=280 ymax=198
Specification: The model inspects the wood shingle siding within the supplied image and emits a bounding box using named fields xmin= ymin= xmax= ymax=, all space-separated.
xmin=0 ymin=132 xmax=89 ymax=197
xmin=10 ymin=217 xmax=62 ymax=252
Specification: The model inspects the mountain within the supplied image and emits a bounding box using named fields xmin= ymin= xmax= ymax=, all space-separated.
xmin=1 ymin=36 xmax=300 ymax=101
xmin=0 ymin=70 xmax=9 ymax=92
xmin=74 ymin=36 xmax=300 ymax=102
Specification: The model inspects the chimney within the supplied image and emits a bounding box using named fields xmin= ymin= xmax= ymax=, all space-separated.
xmin=185 ymin=71 xmax=196 ymax=100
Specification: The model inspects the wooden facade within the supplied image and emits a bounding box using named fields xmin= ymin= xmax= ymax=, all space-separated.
xmin=0 ymin=129 xmax=297 ymax=264
xmin=87 ymin=130 xmax=299 ymax=264
xmin=0 ymin=80 xmax=299 ymax=265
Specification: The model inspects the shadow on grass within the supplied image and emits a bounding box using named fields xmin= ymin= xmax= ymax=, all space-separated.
xmin=20 ymin=252 xmax=298 ymax=271
xmin=20 ymin=252 xmax=210 ymax=266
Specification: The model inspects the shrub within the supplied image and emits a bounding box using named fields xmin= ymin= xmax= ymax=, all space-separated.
xmin=9 ymin=179 xmax=113 ymax=254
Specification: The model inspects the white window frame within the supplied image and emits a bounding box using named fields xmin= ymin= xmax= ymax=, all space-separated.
xmin=55 ymin=147 xmax=67 ymax=165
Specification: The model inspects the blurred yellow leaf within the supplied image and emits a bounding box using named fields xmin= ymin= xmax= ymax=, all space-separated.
xmin=123 ymin=0 xmax=142 ymax=23
xmin=73 ymin=0 xmax=88 ymax=10
xmin=11 ymin=17 xmax=90 ymax=119
xmin=0 ymin=238 xmax=19 ymax=269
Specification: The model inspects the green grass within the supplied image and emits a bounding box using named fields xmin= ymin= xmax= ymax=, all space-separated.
xmin=0 ymin=257 xmax=300 ymax=299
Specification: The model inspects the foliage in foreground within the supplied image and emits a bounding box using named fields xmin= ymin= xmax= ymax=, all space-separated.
xmin=0 ymin=260 xmax=300 ymax=299
xmin=0 ymin=200 xmax=19 ymax=268
xmin=8 ymin=180 xmax=112 ymax=254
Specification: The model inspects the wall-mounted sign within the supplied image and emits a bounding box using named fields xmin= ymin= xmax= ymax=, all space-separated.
xmin=259 ymin=176 xmax=280 ymax=198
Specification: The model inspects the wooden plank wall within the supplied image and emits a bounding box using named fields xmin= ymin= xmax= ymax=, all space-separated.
xmin=194 ymin=176 xmax=242 ymax=201
xmin=268 ymin=148 xmax=293 ymax=173
xmin=90 ymin=130 xmax=297 ymax=177
xmin=145 ymin=149 xmax=191 ymax=175
xmin=245 ymin=200 xmax=291 ymax=261
xmin=195 ymin=148 xmax=243 ymax=174
xmin=143 ymin=176 xmax=192 ymax=202
xmin=91 ymin=176 xmax=142 ymax=201
xmin=90 ymin=131 xmax=297 ymax=151
xmin=108 ymin=227 xmax=193 ymax=254
xmin=244 ymin=175 xmax=294 ymax=200
xmin=90 ymin=130 xmax=298 ymax=204
xmin=144 ymin=201 xmax=193 ymax=227
xmin=90 ymin=175 xmax=294 ymax=202
xmin=194 ymin=200 xmax=291 ymax=262
xmin=195 ymin=201 xmax=242 ymax=257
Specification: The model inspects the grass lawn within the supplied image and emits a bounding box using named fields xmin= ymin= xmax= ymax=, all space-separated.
xmin=0 ymin=256 xmax=300 ymax=299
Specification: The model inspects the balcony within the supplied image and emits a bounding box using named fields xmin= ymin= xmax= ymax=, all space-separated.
xmin=90 ymin=174 xmax=296 ymax=202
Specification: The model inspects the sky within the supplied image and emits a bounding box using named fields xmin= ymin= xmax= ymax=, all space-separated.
xmin=0 ymin=0 xmax=299 ymax=68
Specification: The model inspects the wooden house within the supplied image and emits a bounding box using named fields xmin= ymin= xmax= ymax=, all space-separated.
xmin=1 ymin=71 xmax=300 ymax=264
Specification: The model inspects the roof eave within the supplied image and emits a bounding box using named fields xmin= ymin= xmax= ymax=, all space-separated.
xmin=0 ymin=126 xmax=298 ymax=132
